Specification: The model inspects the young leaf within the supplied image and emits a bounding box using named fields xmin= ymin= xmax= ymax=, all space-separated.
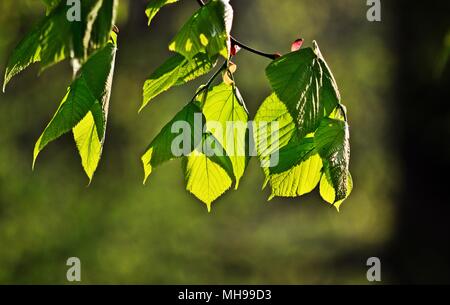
xmin=265 ymin=41 xmax=340 ymax=137
xmin=268 ymin=136 xmax=316 ymax=175
xmin=314 ymin=118 xmax=351 ymax=203
xmin=33 ymin=39 xmax=117 ymax=179
xmin=168 ymin=0 xmax=233 ymax=60
xmin=320 ymin=171 xmax=353 ymax=211
xmin=89 ymin=0 xmax=118 ymax=49
xmin=141 ymin=102 xmax=204 ymax=183
xmin=145 ymin=0 xmax=179 ymax=26
xmin=202 ymin=83 xmax=249 ymax=188
xmin=73 ymin=109 xmax=103 ymax=181
xmin=253 ymin=93 xmax=296 ymax=163
xmin=183 ymin=148 xmax=233 ymax=212
xmin=268 ymin=154 xmax=323 ymax=200
xmin=141 ymin=53 xmax=217 ymax=110
xmin=4 ymin=0 xmax=109 ymax=90
xmin=38 ymin=2 xmax=86 ymax=69
xmin=3 ymin=19 xmax=42 ymax=92
xmin=254 ymin=94 xmax=323 ymax=199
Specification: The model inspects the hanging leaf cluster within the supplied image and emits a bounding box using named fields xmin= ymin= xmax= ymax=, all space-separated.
xmin=3 ymin=0 xmax=353 ymax=212
xmin=4 ymin=0 xmax=118 ymax=181
xmin=141 ymin=0 xmax=352 ymax=211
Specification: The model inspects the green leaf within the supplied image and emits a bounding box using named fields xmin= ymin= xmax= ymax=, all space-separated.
xmin=141 ymin=102 xmax=204 ymax=183
xmin=3 ymin=0 xmax=113 ymax=90
xmin=202 ymin=83 xmax=249 ymax=188
xmin=254 ymin=93 xmax=324 ymax=199
xmin=73 ymin=108 xmax=103 ymax=182
xmin=265 ymin=41 xmax=340 ymax=137
xmin=169 ymin=0 xmax=233 ymax=60
xmin=89 ymin=0 xmax=118 ymax=49
xmin=320 ymin=171 xmax=353 ymax=211
xmin=201 ymin=134 xmax=235 ymax=182
xmin=38 ymin=2 xmax=83 ymax=69
xmin=141 ymin=53 xmax=217 ymax=110
xmin=145 ymin=0 xmax=179 ymax=26
xmin=268 ymin=154 xmax=323 ymax=200
xmin=182 ymin=148 xmax=233 ymax=212
xmin=33 ymin=39 xmax=117 ymax=179
xmin=314 ymin=117 xmax=351 ymax=202
xmin=3 ymin=19 xmax=42 ymax=92
xmin=253 ymin=93 xmax=296 ymax=165
xmin=269 ymin=136 xmax=316 ymax=174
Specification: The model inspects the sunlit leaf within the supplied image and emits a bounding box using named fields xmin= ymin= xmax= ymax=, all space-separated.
xmin=183 ymin=148 xmax=233 ymax=212
xmin=268 ymin=154 xmax=322 ymax=200
xmin=33 ymin=39 xmax=117 ymax=179
xmin=320 ymin=171 xmax=353 ymax=211
xmin=145 ymin=0 xmax=179 ymax=25
xmin=89 ymin=0 xmax=118 ymax=49
xmin=266 ymin=41 xmax=340 ymax=137
xmin=315 ymin=117 xmax=351 ymax=202
xmin=269 ymin=136 xmax=316 ymax=174
xmin=141 ymin=53 xmax=217 ymax=110
xmin=202 ymin=83 xmax=249 ymax=188
xmin=253 ymin=93 xmax=296 ymax=165
xmin=169 ymin=0 xmax=233 ymax=60
xmin=73 ymin=108 xmax=103 ymax=182
xmin=3 ymin=19 xmax=42 ymax=92
xmin=4 ymin=0 xmax=112 ymax=90
xmin=141 ymin=102 xmax=204 ymax=183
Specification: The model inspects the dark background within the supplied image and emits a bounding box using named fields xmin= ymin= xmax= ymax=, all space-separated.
xmin=0 ymin=0 xmax=448 ymax=284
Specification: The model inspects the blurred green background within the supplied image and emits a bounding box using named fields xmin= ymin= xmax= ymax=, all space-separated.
xmin=0 ymin=0 xmax=444 ymax=284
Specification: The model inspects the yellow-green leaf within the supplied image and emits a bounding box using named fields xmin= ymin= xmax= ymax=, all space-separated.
xmin=202 ymin=83 xmax=248 ymax=188
xmin=320 ymin=172 xmax=353 ymax=211
xmin=183 ymin=149 xmax=233 ymax=212
xmin=145 ymin=0 xmax=179 ymax=25
xmin=168 ymin=0 xmax=233 ymax=60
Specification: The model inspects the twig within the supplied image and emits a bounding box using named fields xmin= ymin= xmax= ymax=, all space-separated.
xmin=195 ymin=0 xmax=279 ymax=60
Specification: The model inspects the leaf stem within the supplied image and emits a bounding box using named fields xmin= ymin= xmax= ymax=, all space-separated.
xmin=192 ymin=60 xmax=228 ymax=101
xmin=195 ymin=0 xmax=279 ymax=60
xmin=337 ymin=104 xmax=348 ymax=122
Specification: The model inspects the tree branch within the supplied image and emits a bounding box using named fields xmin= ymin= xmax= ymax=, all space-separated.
xmin=195 ymin=0 xmax=280 ymax=60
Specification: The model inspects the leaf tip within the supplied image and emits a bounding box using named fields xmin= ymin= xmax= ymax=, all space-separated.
xmin=32 ymin=140 xmax=42 ymax=171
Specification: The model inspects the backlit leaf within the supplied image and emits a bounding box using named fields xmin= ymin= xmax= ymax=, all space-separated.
xmin=183 ymin=148 xmax=233 ymax=212
xmin=202 ymin=83 xmax=249 ymax=188
xmin=141 ymin=53 xmax=217 ymax=110
xmin=169 ymin=0 xmax=233 ymax=60
xmin=315 ymin=117 xmax=351 ymax=202
xmin=141 ymin=102 xmax=204 ymax=183
xmin=145 ymin=0 xmax=179 ymax=25
xmin=268 ymin=154 xmax=322 ymax=200
xmin=4 ymin=0 xmax=112 ymax=90
xmin=253 ymin=93 xmax=296 ymax=166
xmin=266 ymin=41 xmax=340 ymax=137
xmin=33 ymin=38 xmax=117 ymax=179
xmin=320 ymin=171 xmax=353 ymax=211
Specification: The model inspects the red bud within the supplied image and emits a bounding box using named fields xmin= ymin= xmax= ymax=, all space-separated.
xmin=230 ymin=44 xmax=241 ymax=56
xmin=291 ymin=38 xmax=304 ymax=52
